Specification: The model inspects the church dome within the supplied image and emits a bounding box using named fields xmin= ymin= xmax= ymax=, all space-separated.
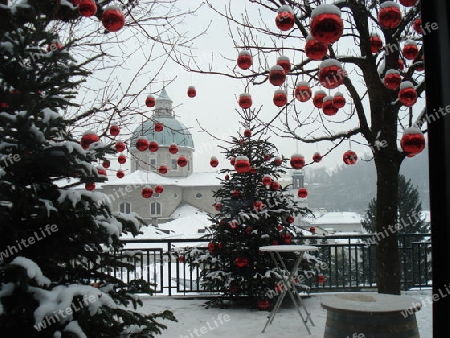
xmin=130 ymin=88 xmax=194 ymax=149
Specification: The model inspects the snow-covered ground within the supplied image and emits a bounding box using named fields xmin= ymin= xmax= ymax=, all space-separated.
xmin=139 ymin=290 xmax=432 ymax=338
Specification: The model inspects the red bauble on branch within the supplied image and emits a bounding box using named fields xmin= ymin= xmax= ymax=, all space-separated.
xmin=214 ymin=202 xmax=222 ymax=211
xmin=318 ymin=274 xmax=325 ymax=284
xmin=243 ymin=129 xmax=252 ymax=137
xmin=399 ymin=0 xmax=418 ymax=7
xmin=154 ymin=122 xmax=164 ymax=132
xmin=322 ymin=96 xmax=339 ymax=116
xmin=290 ymin=154 xmax=305 ymax=169
xmin=210 ymin=156 xmax=219 ymax=168
xmin=318 ymin=59 xmax=345 ymax=89
xmin=398 ymin=81 xmax=417 ymax=107
xmin=383 ymin=69 xmax=402 ymax=90
xmin=148 ymin=140 xmax=159 ymax=152
xmin=310 ymin=226 xmax=316 ymax=234
xmin=177 ymin=156 xmax=188 ymax=167
xmin=229 ymin=157 xmax=236 ymax=166
xmin=102 ymin=159 xmax=110 ymax=169
xmin=237 ymin=50 xmax=252 ymax=70
xmin=400 ymin=126 xmax=425 ymax=157
xmin=257 ymin=299 xmax=271 ymax=310
xmin=402 ymin=40 xmax=419 ymax=61
xmin=109 ymin=124 xmax=120 ymax=137
xmin=273 ymin=89 xmax=288 ymax=107
xmin=187 ymin=86 xmax=196 ymax=98
xmin=168 ymin=144 xmax=178 ymax=154
xmin=273 ymin=156 xmax=282 ymax=166
xmin=158 ymin=165 xmax=168 ymax=174
xmin=135 ymin=137 xmax=149 ymax=152
xmin=312 ymin=152 xmax=322 ymax=163
xmin=270 ymin=181 xmax=280 ymax=191
xmin=118 ymin=154 xmax=126 ymax=164
xmin=294 ymin=81 xmax=312 ymax=102
xmin=85 ymin=182 xmax=96 ymax=191
xmin=102 ymin=6 xmax=125 ymax=32
xmin=305 ymin=35 xmax=327 ymax=61
xmin=208 ymin=242 xmax=216 ymax=252
xmin=398 ymin=59 xmax=405 ymax=71
xmin=262 ymin=176 xmax=272 ymax=186
xmin=310 ymin=4 xmax=343 ymax=45
xmin=275 ymin=5 xmax=295 ymax=31
xmin=80 ymin=131 xmax=99 ymax=150
xmin=298 ymin=188 xmax=308 ymax=198
xmin=277 ymin=55 xmax=291 ymax=74
xmin=369 ymin=33 xmax=383 ymax=54
xmin=78 ymin=0 xmax=97 ymax=17
xmin=343 ymin=150 xmax=357 ymax=165
xmin=378 ymin=2 xmax=401 ymax=29
xmin=235 ymin=257 xmax=250 ymax=268
xmin=97 ymin=167 xmax=107 ymax=176
xmin=234 ymin=155 xmax=250 ymax=173
xmin=232 ymin=189 xmax=240 ymax=198
xmin=269 ymin=65 xmax=286 ymax=86
xmin=413 ymin=18 xmax=422 ymax=34
xmin=313 ymin=90 xmax=327 ymax=108
xmin=332 ymin=92 xmax=346 ymax=108
xmin=115 ymin=141 xmax=126 ymax=153
xmin=238 ymin=93 xmax=252 ymax=109
xmin=155 ymin=185 xmax=164 ymax=194
xmin=141 ymin=186 xmax=153 ymax=198
xmin=116 ymin=170 xmax=125 ymax=178
xmin=145 ymin=94 xmax=156 ymax=107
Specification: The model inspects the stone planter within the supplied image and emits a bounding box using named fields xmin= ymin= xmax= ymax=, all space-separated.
xmin=321 ymin=293 xmax=421 ymax=338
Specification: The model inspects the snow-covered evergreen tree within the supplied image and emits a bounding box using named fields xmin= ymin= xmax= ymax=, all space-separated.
xmin=0 ymin=2 xmax=174 ymax=337
xmin=187 ymin=114 xmax=321 ymax=309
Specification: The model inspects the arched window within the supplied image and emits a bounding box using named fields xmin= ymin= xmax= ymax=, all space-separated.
xmin=150 ymin=202 xmax=162 ymax=216
xmin=119 ymin=202 xmax=131 ymax=214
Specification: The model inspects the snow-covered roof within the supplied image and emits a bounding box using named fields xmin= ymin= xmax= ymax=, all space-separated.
xmin=158 ymin=204 xmax=211 ymax=235
xmin=310 ymin=211 xmax=363 ymax=225
xmin=101 ymin=170 xmax=221 ymax=187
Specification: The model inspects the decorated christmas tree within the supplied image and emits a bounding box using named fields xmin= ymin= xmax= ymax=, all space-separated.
xmin=187 ymin=114 xmax=322 ymax=310
xmin=0 ymin=1 xmax=175 ymax=337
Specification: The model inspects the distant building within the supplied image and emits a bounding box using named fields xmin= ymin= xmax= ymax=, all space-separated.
xmin=99 ymin=88 xmax=220 ymax=226
xmin=308 ymin=211 xmax=365 ymax=233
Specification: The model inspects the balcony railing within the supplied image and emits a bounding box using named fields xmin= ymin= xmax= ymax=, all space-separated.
xmin=115 ymin=233 xmax=431 ymax=296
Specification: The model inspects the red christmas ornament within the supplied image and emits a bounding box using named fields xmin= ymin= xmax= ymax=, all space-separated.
xmin=141 ymin=186 xmax=153 ymax=198
xmin=253 ymin=201 xmax=264 ymax=211
xmin=305 ymin=35 xmax=327 ymax=61
xmin=102 ymin=159 xmax=110 ymax=169
xmin=115 ymin=141 xmax=126 ymax=153
xmin=413 ymin=18 xmax=422 ymax=34
xmin=269 ymin=65 xmax=286 ymax=86
xmin=273 ymin=89 xmax=288 ymax=107
xmin=275 ymin=5 xmax=295 ymax=31
xmin=229 ymin=221 xmax=239 ymax=230
xmin=262 ymin=176 xmax=272 ymax=186
xmin=237 ymin=50 xmax=253 ymax=70
xmin=214 ymin=202 xmax=222 ymax=211
xmin=243 ymin=129 xmax=252 ymax=137
xmin=294 ymin=81 xmax=312 ymax=102
xmin=97 ymin=167 xmax=107 ymax=176
xmin=270 ymin=181 xmax=280 ymax=191
xmin=154 ymin=122 xmax=164 ymax=132
xmin=116 ymin=170 xmax=125 ymax=178
xmin=313 ymin=90 xmax=327 ymax=108
xmin=398 ymin=81 xmax=417 ymax=107
xmin=178 ymin=255 xmax=185 ymax=263
xmin=273 ymin=156 xmax=283 ymax=166
xmin=310 ymin=226 xmax=316 ymax=234
xmin=318 ymin=274 xmax=325 ymax=284
xmin=290 ymin=154 xmax=305 ymax=169
xmin=85 ymin=182 xmax=95 ymax=191
xmin=312 ymin=152 xmax=323 ymax=163
xmin=264 ymin=154 xmax=271 ymax=161
xmin=177 ymin=156 xmax=188 ymax=167
xmin=135 ymin=137 xmax=149 ymax=152
xmin=168 ymin=144 xmax=178 ymax=154
xmin=187 ymin=86 xmax=196 ymax=98
xmin=155 ymin=185 xmax=164 ymax=194
xmin=318 ymin=59 xmax=345 ymax=89
xmin=102 ymin=6 xmax=125 ymax=32
xmin=225 ymin=174 xmax=230 ymax=180
xmin=378 ymin=2 xmax=401 ymax=29
xmin=281 ymin=231 xmax=292 ymax=244
xmin=245 ymin=226 xmax=253 ymax=234
xmin=47 ymin=41 xmax=63 ymax=52
xmin=145 ymin=94 xmax=156 ymax=107
xmin=78 ymin=0 xmax=97 ymax=17
xmin=310 ymin=4 xmax=343 ymax=45
xmin=229 ymin=157 xmax=236 ymax=166
xmin=232 ymin=189 xmax=240 ymax=197
xmin=343 ymin=150 xmax=358 ymax=165
xmin=369 ymin=33 xmax=383 ymax=54
xmin=238 ymin=93 xmax=252 ymax=109
xmin=298 ymin=188 xmax=308 ymax=198
xmin=286 ymin=215 xmax=295 ymax=223
xmin=148 ymin=141 xmax=159 ymax=152
xmin=322 ymin=96 xmax=338 ymax=116
xmin=80 ymin=131 xmax=99 ymax=150
xmin=402 ymin=41 xmax=419 ymax=61
xmin=383 ymin=69 xmax=401 ymax=90
xmin=333 ymin=92 xmax=346 ymax=109
xmin=208 ymin=242 xmax=216 ymax=252
xmin=277 ymin=55 xmax=291 ymax=74
xmin=210 ymin=156 xmax=219 ymax=168
xmin=118 ymin=154 xmax=126 ymax=164
xmin=400 ymin=0 xmax=418 ymax=7
xmin=398 ymin=59 xmax=405 ymax=71
xmin=158 ymin=165 xmax=168 ymax=174
xmin=277 ymin=224 xmax=283 ymax=231
xmin=109 ymin=124 xmax=120 ymax=137
xmin=400 ymin=126 xmax=425 ymax=157
xmin=234 ymin=155 xmax=250 ymax=173
xmin=235 ymin=257 xmax=250 ymax=268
